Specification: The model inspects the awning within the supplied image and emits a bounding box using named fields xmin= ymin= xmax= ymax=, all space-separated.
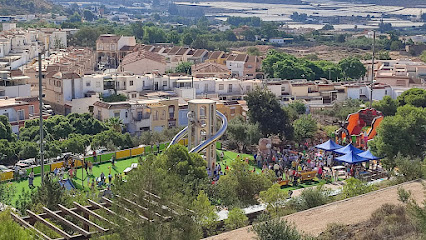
xmin=333 ymin=143 xmax=364 ymax=155
xmin=336 ymin=151 xmax=369 ymax=164
xmin=357 ymin=149 xmax=381 ymax=160
xmin=314 ymin=139 xmax=343 ymax=151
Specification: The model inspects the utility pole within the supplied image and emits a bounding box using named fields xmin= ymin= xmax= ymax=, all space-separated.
xmin=38 ymin=52 xmax=45 ymax=185
xmin=369 ymin=31 xmax=375 ymax=109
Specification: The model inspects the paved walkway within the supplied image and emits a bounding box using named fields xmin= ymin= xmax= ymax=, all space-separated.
xmin=205 ymin=180 xmax=425 ymax=240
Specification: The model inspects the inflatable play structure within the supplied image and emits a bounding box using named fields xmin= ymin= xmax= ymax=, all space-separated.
xmin=335 ymin=108 xmax=384 ymax=149
xmin=168 ymin=99 xmax=228 ymax=169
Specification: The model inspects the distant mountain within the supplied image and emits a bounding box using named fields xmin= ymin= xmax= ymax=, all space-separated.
xmin=0 ymin=0 xmax=54 ymax=15
xmin=330 ymin=0 xmax=426 ymax=7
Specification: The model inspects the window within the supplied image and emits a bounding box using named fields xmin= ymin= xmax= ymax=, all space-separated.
xmin=97 ymin=110 xmax=101 ymax=120
xmin=137 ymin=111 xmax=143 ymax=120
xmin=114 ymin=111 xmax=120 ymax=118
xmin=281 ymin=86 xmax=286 ymax=92
xmin=153 ymin=111 xmax=158 ymax=120
xmin=111 ymin=44 xmax=115 ymax=50
xmin=161 ymin=110 xmax=166 ymax=120
xmin=168 ymin=105 xmax=175 ymax=119
xmin=385 ymin=90 xmax=388 ymax=95
xmin=3 ymin=113 xmax=9 ymax=119
xmin=359 ymin=89 xmax=363 ymax=94
xmin=228 ymin=84 xmax=233 ymax=93
xmin=205 ymin=84 xmax=209 ymax=92
xmin=200 ymin=106 xmax=206 ymax=118
xmin=230 ymin=107 xmax=236 ymax=116
xmin=18 ymin=110 xmax=24 ymax=120
xmin=86 ymin=81 xmax=91 ymax=87
xmin=125 ymin=111 xmax=128 ymax=118
xmin=29 ymin=105 xmax=34 ymax=115
xmin=96 ymin=81 xmax=101 ymax=88
xmin=143 ymin=81 xmax=145 ymax=87
xmin=200 ymin=130 xmax=207 ymax=140
xmin=219 ymin=84 xmax=224 ymax=90
xmin=163 ymin=81 xmax=167 ymax=87
xmin=130 ymin=80 xmax=134 ymax=86
xmin=131 ymin=93 xmax=137 ymax=98
xmin=57 ymin=81 xmax=61 ymax=87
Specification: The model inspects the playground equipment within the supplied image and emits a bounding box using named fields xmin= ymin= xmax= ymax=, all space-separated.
xmin=168 ymin=99 xmax=228 ymax=169
xmin=58 ymin=179 xmax=76 ymax=190
xmin=335 ymin=108 xmax=383 ymax=148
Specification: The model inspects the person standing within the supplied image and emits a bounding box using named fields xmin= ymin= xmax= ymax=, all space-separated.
xmin=28 ymin=169 xmax=34 ymax=188
xmin=93 ymin=150 xmax=97 ymax=162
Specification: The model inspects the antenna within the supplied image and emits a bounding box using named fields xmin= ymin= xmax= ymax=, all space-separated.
xmin=369 ymin=30 xmax=375 ymax=109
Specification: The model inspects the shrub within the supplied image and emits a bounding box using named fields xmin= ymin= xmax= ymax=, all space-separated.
xmin=224 ymin=208 xmax=248 ymax=230
xmin=342 ymin=178 xmax=376 ymax=198
xmin=252 ymin=217 xmax=302 ymax=240
xmin=288 ymin=185 xmax=330 ymax=211
xmin=397 ymin=187 xmax=412 ymax=204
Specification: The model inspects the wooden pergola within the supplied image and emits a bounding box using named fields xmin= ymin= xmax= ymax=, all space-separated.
xmin=11 ymin=191 xmax=185 ymax=240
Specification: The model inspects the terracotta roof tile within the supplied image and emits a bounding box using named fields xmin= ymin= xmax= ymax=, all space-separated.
xmin=121 ymin=50 xmax=166 ymax=65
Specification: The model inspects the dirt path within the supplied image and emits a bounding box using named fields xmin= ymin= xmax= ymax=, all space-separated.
xmin=205 ymin=180 xmax=425 ymax=240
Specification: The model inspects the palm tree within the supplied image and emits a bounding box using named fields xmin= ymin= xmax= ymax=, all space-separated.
xmin=106 ymin=118 xmax=124 ymax=133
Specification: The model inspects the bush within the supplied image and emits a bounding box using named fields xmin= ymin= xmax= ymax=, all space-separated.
xmin=397 ymin=187 xmax=412 ymax=204
xmin=342 ymin=178 xmax=376 ymax=198
xmin=288 ymin=185 xmax=330 ymax=211
xmin=0 ymin=209 xmax=35 ymax=239
xmin=252 ymin=217 xmax=302 ymax=240
xmin=224 ymin=208 xmax=248 ymax=230
xmin=395 ymin=154 xmax=423 ymax=181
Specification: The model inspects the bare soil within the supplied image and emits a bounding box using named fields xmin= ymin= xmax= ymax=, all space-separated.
xmin=204 ymin=180 xmax=426 ymax=240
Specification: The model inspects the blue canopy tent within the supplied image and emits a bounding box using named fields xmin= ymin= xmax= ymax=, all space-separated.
xmin=335 ymin=151 xmax=369 ymax=164
xmin=333 ymin=143 xmax=364 ymax=155
xmin=314 ymin=139 xmax=343 ymax=151
xmin=357 ymin=149 xmax=381 ymax=160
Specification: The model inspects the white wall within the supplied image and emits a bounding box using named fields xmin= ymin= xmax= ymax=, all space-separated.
xmin=63 ymin=79 xmax=73 ymax=101
xmin=347 ymin=87 xmax=361 ymax=99
xmin=70 ymin=95 xmax=100 ymax=114
xmin=1 ymin=84 xmax=31 ymax=97
xmin=267 ymin=84 xmax=282 ymax=97
xmin=226 ymin=61 xmax=245 ymax=77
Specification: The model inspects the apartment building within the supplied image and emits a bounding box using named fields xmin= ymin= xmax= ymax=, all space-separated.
xmin=0 ymin=96 xmax=43 ymax=133
xmin=226 ymin=54 xmax=263 ymax=78
xmin=24 ymin=48 xmax=96 ymax=96
xmin=119 ymin=50 xmax=166 ymax=74
xmin=93 ymin=98 xmax=179 ymax=134
xmin=0 ymin=70 xmax=31 ymax=98
xmin=96 ymin=34 xmax=136 ymax=68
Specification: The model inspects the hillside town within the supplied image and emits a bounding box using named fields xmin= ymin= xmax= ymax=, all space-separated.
xmin=0 ymin=1 xmax=426 ymax=240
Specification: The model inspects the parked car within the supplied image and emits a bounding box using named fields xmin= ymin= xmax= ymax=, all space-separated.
xmin=16 ymin=158 xmax=36 ymax=168
xmin=0 ymin=165 xmax=9 ymax=172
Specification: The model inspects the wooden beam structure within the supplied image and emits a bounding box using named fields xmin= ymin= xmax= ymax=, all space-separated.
xmin=57 ymin=204 xmax=108 ymax=233
xmin=43 ymin=207 xmax=91 ymax=238
xmin=27 ymin=210 xmax=74 ymax=239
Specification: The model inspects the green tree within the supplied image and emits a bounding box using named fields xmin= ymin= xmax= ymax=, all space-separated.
xmin=394 ymin=154 xmax=423 ymax=181
xmin=167 ymin=31 xmax=180 ymax=44
xmin=293 ymin=115 xmax=317 ymax=142
xmin=0 ymin=209 xmax=35 ymax=240
xmin=192 ymin=190 xmax=218 ymax=232
xmin=83 ymin=9 xmax=96 ymax=21
xmin=288 ymin=185 xmax=330 ymax=211
xmin=227 ymin=116 xmax=262 ymax=152
xmin=247 ymin=47 xmax=261 ymax=56
xmin=182 ymin=32 xmax=194 ymax=45
xmin=0 ymin=183 xmax=15 ymax=205
xmin=259 ymin=184 xmax=287 ymax=217
xmin=397 ymin=88 xmax=426 ymax=108
xmin=245 ymin=87 xmax=293 ymax=139
xmin=224 ymin=208 xmax=248 ymax=230
xmin=370 ymin=105 xmax=426 ymax=160
xmin=421 ymin=51 xmax=426 ymax=63
xmin=338 ymin=57 xmax=366 ymax=80
xmin=322 ymin=24 xmax=334 ymax=30
xmin=191 ymin=36 xmax=209 ymax=49
xmin=106 ymin=117 xmax=124 ymax=133
xmin=288 ymin=101 xmax=306 ymax=115
xmin=372 ymin=95 xmax=398 ymax=116
xmin=0 ymin=115 xmax=15 ymax=141
xmin=216 ymin=160 xmax=273 ymax=206
xmin=131 ymin=21 xmax=144 ymax=40
xmin=175 ymin=62 xmax=193 ymax=74
xmin=69 ymin=12 xmax=82 ymax=23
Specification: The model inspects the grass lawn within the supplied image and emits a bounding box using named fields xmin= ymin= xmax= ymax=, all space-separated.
xmin=9 ymin=156 xmax=142 ymax=205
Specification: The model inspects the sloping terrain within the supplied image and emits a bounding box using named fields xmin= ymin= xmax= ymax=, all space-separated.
xmin=205 ymin=180 xmax=425 ymax=240
xmin=0 ymin=0 xmax=54 ymax=15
